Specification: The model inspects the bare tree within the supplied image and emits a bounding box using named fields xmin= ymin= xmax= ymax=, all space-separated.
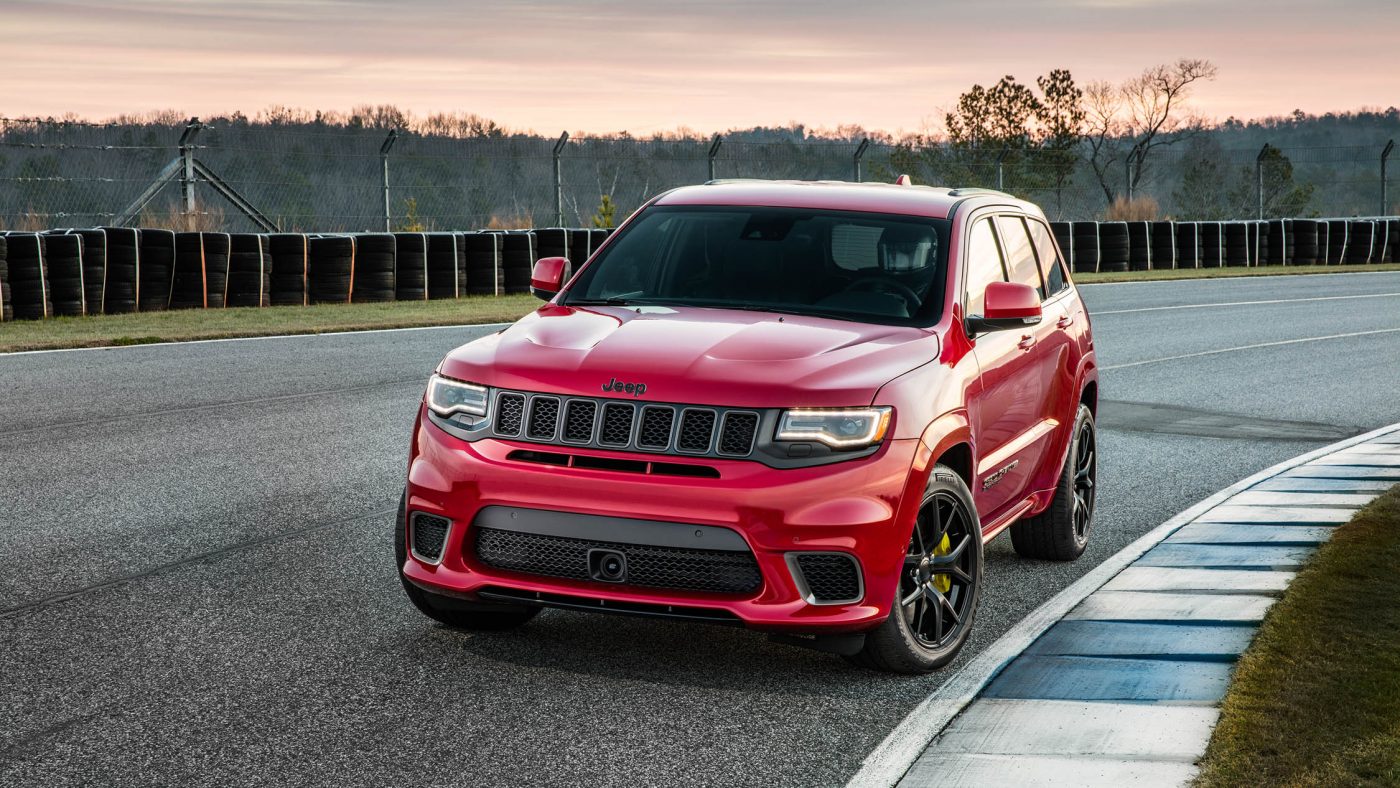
xmin=1085 ymin=58 xmax=1218 ymax=203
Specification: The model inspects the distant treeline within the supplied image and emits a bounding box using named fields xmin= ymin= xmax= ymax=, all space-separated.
xmin=1 ymin=106 xmax=1397 ymax=232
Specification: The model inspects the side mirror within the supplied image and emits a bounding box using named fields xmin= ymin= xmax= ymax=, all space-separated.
xmin=967 ymin=281 xmax=1042 ymax=334
xmin=530 ymin=256 xmax=569 ymax=300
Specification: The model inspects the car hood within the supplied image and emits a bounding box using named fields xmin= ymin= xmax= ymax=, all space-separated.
xmin=438 ymin=305 xmax=939 ymax=408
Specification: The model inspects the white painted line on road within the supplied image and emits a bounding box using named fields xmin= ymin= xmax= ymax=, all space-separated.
xmin=0 ymin=321 xmax=516 ymax=357
xmin=847 ymin=419 xmax=1400 ymax=788
xmin=1093 ymin=291 xmax=1400 ymax=316
xmin=1077 ymin=269 xmax=1400 ymax=288
xmin=1101 ymin=327 xmax=1400 ymax=371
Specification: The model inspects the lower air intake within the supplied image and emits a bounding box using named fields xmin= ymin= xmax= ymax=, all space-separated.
xmin=411 ymin=513 xmax=451 ymax=562
xmin=792 ymin=553 xmax=863 ymax=604
xmin=474 ymin=527 xmax=761 ymax=594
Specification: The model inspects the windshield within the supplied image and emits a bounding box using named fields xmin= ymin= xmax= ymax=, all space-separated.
xmin=564 ymin=206 xmax=950 ymax=325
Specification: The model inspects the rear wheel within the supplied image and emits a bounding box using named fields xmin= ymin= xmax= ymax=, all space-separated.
xmin=395 ymin=493 xmax=540 ymax=630
xmin=1011 ymin=404 xmax=1097 ymax=561
xmin=848 ymin=465 xmax=983 ymax=674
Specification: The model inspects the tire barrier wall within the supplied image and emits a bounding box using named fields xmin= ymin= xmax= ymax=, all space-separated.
xmin=3 ymin=217 xmax=1396 ymax=320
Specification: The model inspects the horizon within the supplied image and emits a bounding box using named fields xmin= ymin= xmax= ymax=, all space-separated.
xmin=5 ymin=0 xmax=1398 ymax=137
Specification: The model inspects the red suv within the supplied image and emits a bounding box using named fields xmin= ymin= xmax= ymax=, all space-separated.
xmin=396 ymin=180 xmax=1097 ymax=673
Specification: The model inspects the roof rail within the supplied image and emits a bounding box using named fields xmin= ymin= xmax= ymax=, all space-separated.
xmin=946 ymin=187 xmax=1016 ymax=198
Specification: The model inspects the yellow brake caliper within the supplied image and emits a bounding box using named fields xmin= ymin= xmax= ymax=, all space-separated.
xmin=932 ymin=533 xmax=952 ymax=593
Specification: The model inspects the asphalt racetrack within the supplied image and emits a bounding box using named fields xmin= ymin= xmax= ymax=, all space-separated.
xmin=3 ymin=271 xmax=1400 ymax=786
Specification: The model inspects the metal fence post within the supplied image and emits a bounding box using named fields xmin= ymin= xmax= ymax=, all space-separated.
xmin=1256 ymin=143 xmax=1271 ymax=219
xmin=553 ymin=132 xmax=569 ymax=226
xmin=995 ymin=149 xmax=1007 ymax=191
xmin=708 ymin=134 xmax=723 ymax=181
xmin=178 ymin=118 xmax=203 ymax=217
xmin=380 ymin=129 xmax=398 ymax=232
xmin=1124 ymin=155 xmax=1134 ymax=202
xmin=1382 ymin=140 xmax=1394 ymax=216
xmin=852 ymin=138 xmax=869 ymax=183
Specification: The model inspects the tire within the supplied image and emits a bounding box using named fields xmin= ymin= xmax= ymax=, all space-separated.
xmin=43 ymin=232 xmax=86 ymax=316
xmin=170 ymin=232 xmax=207 ymax=309
xmin=1011 ymin=404 xmax=1097 ymax=561
xmin=352 ymin=233 xmax=396 ymax=303
xmin=1150 ymin=221 xmax=1175 ymax=270
xmin=268 ymin=233 xmax=309 ymax=306
xmin=847 ymin=465 xmax=983 ymax=674
xmin=1070 ymin=222 xmax=1100 ymax=273
xmin=464 ymin=232 xmax=501 ymax=296
xmin=227 ymin=233 xmax=271 ymax=307
xmin=394 ymin=493 xmax=540 ymax=631
xmin=1126 ymin=221 xmax=1151 ymax=271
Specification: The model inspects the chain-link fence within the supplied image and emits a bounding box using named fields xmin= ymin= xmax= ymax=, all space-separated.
xmin=2 ymin=117 xmax=1395 ymax=233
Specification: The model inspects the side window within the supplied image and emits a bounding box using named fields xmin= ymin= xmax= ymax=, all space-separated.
xmin=995 ymin=215 xmax=1045 ymax=299
xmin=964 ymin=218 xmax=1008 ymax=316
xmin=1027 ymin=219 xmax=1069 ymax=296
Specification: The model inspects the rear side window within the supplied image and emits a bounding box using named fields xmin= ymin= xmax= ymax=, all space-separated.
xmin=1027 ymin=219 xmax=1069 ymax=296
xmin=995 ymin=215 xmax=1045 ymax=299
xmin=964 ymin=218 xmax=1008 ymax=316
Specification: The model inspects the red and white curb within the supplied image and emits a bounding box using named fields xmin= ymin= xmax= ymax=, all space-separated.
xmin=849 ymin=421 xmax=1400 ymax=788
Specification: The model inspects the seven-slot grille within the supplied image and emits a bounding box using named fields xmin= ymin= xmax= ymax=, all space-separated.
xmin=489 ymin=389 xmax=760 ymax=459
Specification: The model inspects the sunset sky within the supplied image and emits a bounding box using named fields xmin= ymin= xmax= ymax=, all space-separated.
xmin=5 ymin=0 xmax=1396 ymax=135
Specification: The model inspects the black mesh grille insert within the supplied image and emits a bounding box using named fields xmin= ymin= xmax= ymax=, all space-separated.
xmin=677 ymin=409 xmax=716 ymax=453
xmin=495 ymin=393 xmax=525 ymax=436
xmin=411 ymin=514 xmax=450 ymax=561
xmin=527 ymin=397 xmax=560 ymax=439
xmin=637 ymin=406 xmax=675 ymax=449
xmin=474 ymin=527 xmax=762 ymax=594
xmin=718 ymin=412 xmax=759 ymax=456
xmin=562 ymin=400 xmax=596 ymax=443
xmin=795 ymin=554 xmax=862 ymax=602
xmin=599 ymin=403 xmax=635 ymax=446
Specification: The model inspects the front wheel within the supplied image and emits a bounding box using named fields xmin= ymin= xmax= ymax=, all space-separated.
xmin=848 ymin=465 xmax=984 ymax=674
xmin=395 ymin=493 xmax=540 ymax=631
xmin=1010 ymin=403 xmax=1097 ymax=561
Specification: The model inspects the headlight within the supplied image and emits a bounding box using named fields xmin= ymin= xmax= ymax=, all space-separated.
xmin=426 ymin=374 xmax=488 ymax=417
xmin=776 ymin=407 xmax=892 ymax=449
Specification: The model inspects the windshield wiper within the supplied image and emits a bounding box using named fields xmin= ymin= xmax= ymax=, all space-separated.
xmin=568 ymin=297 xmax=639 ymax=306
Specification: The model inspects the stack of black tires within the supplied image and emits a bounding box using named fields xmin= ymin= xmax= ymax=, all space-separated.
xmin=464 ymin=232 xmax=501 ymax=296
xmin=425 ymin=233 xmax=461 ymax=299
xmin=102 ymin=227 xmax=140 ymax=314
xmin=500 ymin=231 xmax=535 ymax=294
xmin=1070 ymin=222 xmax=1099 ymax=273
xmin=308 ymin=235 xmax=355 ymax=304
xmin=351 ymin=233 xmax=396 ymax=303
xmin=0 ymin=236 xmax=10 ymax=322
xmin=138 ymin=229 xmax=176 ymax=311
xmin=268 ymin=234 xmax=308 ymax=306
xmin=393 ymin=233 xmax=428 ymax=301
xmin=228 ymin=234 xmax=272 ymax=307
xmin=171 ymin=232 xmax=208 ymax=309
xmin=6 ymin=233 xmax=52 ymax=320
xmin=43 ymin=232 xmax=86 ymax=316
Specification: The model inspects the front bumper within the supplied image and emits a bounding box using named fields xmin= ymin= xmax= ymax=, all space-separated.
xmin=402 ymin=406 xmax=925 ymax=633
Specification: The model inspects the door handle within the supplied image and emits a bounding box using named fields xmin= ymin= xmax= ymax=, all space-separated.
xmin=1017 ymin=335 xmax=1036 ymax=351
xmin=1057 ymin=314 xmax=1074 ymax=329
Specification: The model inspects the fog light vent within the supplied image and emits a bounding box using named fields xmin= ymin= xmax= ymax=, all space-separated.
xmin=411 ymin=513 xmax=451 ymax=563
xmin=790 ymin=553 xmax=863 ymax=605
